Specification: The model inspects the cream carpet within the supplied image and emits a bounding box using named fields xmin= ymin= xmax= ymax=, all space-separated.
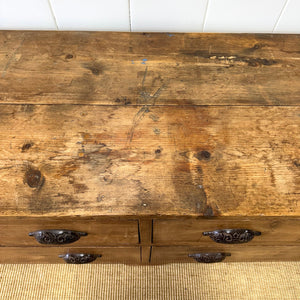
xmin=0 ymin=263 xmax=299 ymax=299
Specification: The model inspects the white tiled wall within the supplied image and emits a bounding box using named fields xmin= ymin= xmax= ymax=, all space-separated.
xmin=50 ymin=0 xmax=130 ymax=31
xmin=204 ymin=0 xmax=286 ymax=33
xmin=274 ymin=0 xmax=300 ymax=33
xmin=0 ymin=0 xmax=299 ymax=33
xmin=130 ymin=0 xmax=208 ymax=32
xmin=0 ymin=0 xmax=56 ymax=30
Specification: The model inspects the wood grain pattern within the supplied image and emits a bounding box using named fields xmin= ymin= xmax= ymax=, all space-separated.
xmin=0 ymin=32 xmax=300 ymax=106
xmin=0 ymin=31 xmax=299 ymax=263
xmin=0 ymin=217 xmax=139 ymax=246
xmin=151 ymin=246 xmax=300 ymax=263
xmin=153 ymin=218 xmax=300 ymax=246
xmin=0 ymin=105 xmax=298 ymax=217
xmin=0 ymin=247 xmax=141 ymax=264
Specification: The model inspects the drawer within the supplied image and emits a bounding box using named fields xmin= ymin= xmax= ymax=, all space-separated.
xmin=151 ymin=246 xmax=300 ymax=264
xmin=0 ymin=247 xmax=141 ymax=264
xmin=0 ymin=217 xmax=139 ymax=246
xmin=153 ymin=218 xmax=300 ymax=246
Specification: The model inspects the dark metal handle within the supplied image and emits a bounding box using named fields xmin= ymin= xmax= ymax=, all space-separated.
xmin=29 ymin=229 xmax=87 ymax=245
xmin=202 ymin=229 xmax=261 ymax=244
xmin=189 ymin=253 xmax=231 ymax=263
xmin=59 ymin=253 xmax=101 ymax=264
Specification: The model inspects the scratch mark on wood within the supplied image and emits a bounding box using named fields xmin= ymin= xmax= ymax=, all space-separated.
xmin=139 ymin=84 xmax=166 ymax=105
xmin=138 ymin=65 xmax=167 ymax=105
xmin=142 ymin=66 xmax=148 ymax=88
xmin=127 ymin=106 xmax=150 ymax=144
xmin=149 ymin=114 xmax=159 ymax=122
xmin=128 ymin=68 xmax=167 ymax=143
xmin=151 ymin=84 xmax=166 ymax=105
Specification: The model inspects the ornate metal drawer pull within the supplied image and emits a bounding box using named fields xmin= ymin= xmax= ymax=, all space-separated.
xmin=189 ymin=253 xmax=231 ymax=263
xmin=59 ymin=253 xmax=101 ymax=264
xmin=28 ymin=229 xmax=88 ymax=245
xmin=202 ymin=229 xmax=261 ymax=244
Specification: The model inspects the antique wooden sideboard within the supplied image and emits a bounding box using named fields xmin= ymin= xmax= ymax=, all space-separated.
xmin=0 ymin=31 xmax=299 ymax=264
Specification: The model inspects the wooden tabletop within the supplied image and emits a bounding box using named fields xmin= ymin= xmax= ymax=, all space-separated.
xmin=1 ymin=31 xmax=300 ymax=106
xmin=0 ymin=31 xmax=299 ymax=217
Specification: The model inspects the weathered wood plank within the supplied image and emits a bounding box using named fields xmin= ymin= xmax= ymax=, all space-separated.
xmin=151 ymin=246 xmax=300 ymax=263
xmin=0 ymin=105 xmax=298 ymax=217
xmin=0 ymin=31 xmax=300 ymax=105
xmin=0 ymin=247 xmax=141 ymax=264
xmin=0 ymin=217 xmax=139 ymax=246
xmin=153 ymin=218 xmax=300 ymax=246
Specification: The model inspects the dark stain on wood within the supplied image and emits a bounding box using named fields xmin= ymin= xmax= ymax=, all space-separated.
xmin=28 ymin=191 xmax=80 ymax=214
xmin=182 ymin=50 xmax=277 ymax=67
xmin=65 ymin=54 xmax=73 ymax=60
xmin=133 ymin=179 xmax=150 ymax=210
xmin=172 ymin=160 xmax=208 ymax=215
xmin=153 ymin=128 xmax=160 ymax=135
xmin=71 ymin=74 xmax=97 ymax=102
xmin=115 ymin=97 xmax=131 ymax=105
xmin=134 ymin=179 xmax=164 ymax=213
xmin=203 ymin=205 xmax=214 ymax=217
xmin=242 ymin=43 xmax=268 ymax=54
xmin=56 ymin=161 xmax=79 ymax=178
xmin=155 ymin=148 xmax=162 ymax=159
xmin=21 ymin=142 xmax=33 ymax=152
xmin=251 ymin=43 xmax=266 ymax=50
xmin=247 ymin=58 xmax=276 ymax=67
xmin=83 ymin=62 xmax=104 ymax=76
xmin=28 ymin=195 xmax=53 ymax=214
xmin=55 ymin=193 xmax=80 ymax=206
xmin=194 ymin=167 xmax=211 ymax=215
xmin=24 ymin=167 xmax=44 ymax=189
xmin=194 ymin=151 xmax=211 ymax=161
xmin=73 ymin=183 xmax=89 ymax=194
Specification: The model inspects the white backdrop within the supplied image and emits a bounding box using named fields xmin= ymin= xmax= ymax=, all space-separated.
xmin=0 ymin=0 xmax=299 ymax=33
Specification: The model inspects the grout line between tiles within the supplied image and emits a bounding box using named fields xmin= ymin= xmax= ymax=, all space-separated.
xmin=272 ymin=0 xmax=290 ymax=32
xmin=202 ymin=0 xmax=210 ymax=32
xmin=128 ymin=0 xmax=132 ymax=32
xmin=47 ymin=0 xmax=59 ymax=30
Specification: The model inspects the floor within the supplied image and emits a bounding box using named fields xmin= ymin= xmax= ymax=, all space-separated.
xmin=0 ymin=262 xmax=299 ymax=299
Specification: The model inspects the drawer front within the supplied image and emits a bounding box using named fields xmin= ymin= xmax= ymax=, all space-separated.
xmin=0 ymin=247 xmax=141 ymax=264
xmin=151 ymin=246 xmax=300 ymax=263
xmin=0 ymin=217 xmax=139 ymax=246
xmin=153 ymin=218 xmax=300 ymax=246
